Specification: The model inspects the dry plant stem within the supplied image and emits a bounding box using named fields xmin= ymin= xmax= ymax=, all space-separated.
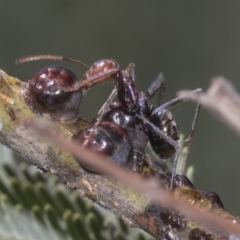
xmin=29 ymin=119 xmax=240 ymax=238
xmin=180 ymin=102 xmax=201 ymax=174
xmin=0 ymin=70 xmax=240 ymax=239
xmin=178 ymin=77 xmax=240 ymax=136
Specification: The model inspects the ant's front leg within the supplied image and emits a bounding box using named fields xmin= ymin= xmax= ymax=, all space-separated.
xmin=114 ymin=63 xmax=139 ymax=112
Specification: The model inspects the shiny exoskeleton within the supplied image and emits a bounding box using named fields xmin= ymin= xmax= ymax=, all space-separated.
xmin=17 ymin=54 xmax=201 ymax=188
xmin=71 ymin=63 xmax=179 ymax=168
xmin=160 ymin=207 xmax=186 ymax=229
xmin=73 ymin=121 xmax=132 ymax=173
xmin=21 ymin=66 xmax=82 ymax=123
xmin=69 ymin=59 xmax=201 ymax=188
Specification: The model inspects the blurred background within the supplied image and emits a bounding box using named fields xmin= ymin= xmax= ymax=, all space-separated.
xmin=0 ymin=1 xmax=240 ymax=216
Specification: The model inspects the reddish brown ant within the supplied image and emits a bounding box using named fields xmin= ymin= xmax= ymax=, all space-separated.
xmin=16 ymin=54 xmax=201 ymax=189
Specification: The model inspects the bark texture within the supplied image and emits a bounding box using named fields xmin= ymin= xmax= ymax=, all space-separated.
xmin=0 ymin=70 xmax=239 ymax=239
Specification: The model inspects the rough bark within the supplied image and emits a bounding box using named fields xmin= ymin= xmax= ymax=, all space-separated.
xmin=0 ymin=70 xmax=239 ymax=239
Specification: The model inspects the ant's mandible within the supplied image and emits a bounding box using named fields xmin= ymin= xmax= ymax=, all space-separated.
xmin=16 ymin=54 xmax=201 ymax=189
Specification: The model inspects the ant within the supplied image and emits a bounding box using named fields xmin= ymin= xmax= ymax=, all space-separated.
xmin=16 ymin=54 xmax=201 ymax=189
xmin=17 ymin=55 xmax=89 ymax=123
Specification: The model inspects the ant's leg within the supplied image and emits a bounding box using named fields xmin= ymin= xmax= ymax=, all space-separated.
xmin=82 ymin=88 xmax=117 ymax=148
xmin=141 ymin=89 xmax=202 ymax=189
xmin=146 ymin=72 xmax=166 ymax=105
xmin=114 ymin=63 xmax=139 ymax=111
xmin=125 ymin=62 xmax=136 ymax=82
xmin=180 ymin=102 xmax=201 ymax=174
xmin=98 ymin=88 xmax=117 ymax=116
xmin=153 ymin=88 xmax=202 ymax=115
xmin=138 ymin=114 xmax=180 ymax=190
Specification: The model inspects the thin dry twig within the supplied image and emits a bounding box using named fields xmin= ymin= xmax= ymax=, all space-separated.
xmin=28 ymin=119 xmax=240 ymax=239
xmin=178 ymin=77 xmax=240 ymax=136
xmin=1 ymin=69 xmax=240 ymax=239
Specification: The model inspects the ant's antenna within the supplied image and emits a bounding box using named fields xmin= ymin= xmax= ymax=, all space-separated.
xmin=15 ymin=54 xmax=89 ymax=69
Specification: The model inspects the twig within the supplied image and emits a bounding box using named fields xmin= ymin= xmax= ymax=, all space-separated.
xmin=178 ymin=77 xmax=240 ymax=136
xmin=28 ymin=119 xmax=240 ymax=239
xmin=0 ymin=70 xmax=240 ymax=239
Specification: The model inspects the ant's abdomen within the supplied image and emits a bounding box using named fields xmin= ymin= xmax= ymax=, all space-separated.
xmin=73 ymin=121 xmax=132 ymax=172
xmin=21 ymin=65 xmax=82 ymax=123
xmin=149 ymin=110 xmax=179 ymax=159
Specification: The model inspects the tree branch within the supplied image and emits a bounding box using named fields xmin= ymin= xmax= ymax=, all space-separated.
xmin=0 ymin=70 xmax=240 ymax=239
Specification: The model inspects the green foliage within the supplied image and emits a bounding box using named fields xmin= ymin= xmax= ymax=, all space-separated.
xmin=0 ymin=145 xmax=154 ymax=240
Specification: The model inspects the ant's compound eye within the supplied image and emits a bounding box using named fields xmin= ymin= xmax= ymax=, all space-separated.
xmin=21 ymin=65 xmax=82 ymax=123
xmin=86 ymin=59 xmax=119 ymax=79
